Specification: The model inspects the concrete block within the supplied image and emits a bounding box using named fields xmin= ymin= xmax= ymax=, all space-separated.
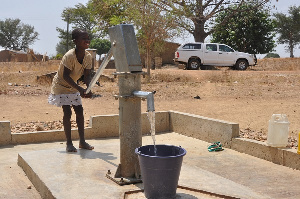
xmin=282 ymin=149 xmax=300 ymax=170
xmin=8 ymin=112 xmax=170 ymax=145
xmin=89 ymin=112 xmax=170 ymax=138
xmin=141 ymin=111 xmax=170 ymax=135
xmin=12 ymin=128 xmax=93 ymax=145
xmin=232 ymin=138 xmax=300 ymax=170
xmin=89 ymin=114 xmax=119 ymax=137
xmin=0 ymin=121 xmax=11 ymax=146
xmin=12 ymin=130 xmax=66 ymax=145
xmin=231 ymin=138 xmax=284 ymax=165
xmin=169 ymin=111 xmax=239 ymax=147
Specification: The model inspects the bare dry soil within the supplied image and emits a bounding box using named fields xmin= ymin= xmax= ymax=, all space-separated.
xmin=1 ymin=58 xmax=300 ymax=149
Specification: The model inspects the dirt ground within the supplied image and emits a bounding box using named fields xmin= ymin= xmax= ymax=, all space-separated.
xmin=0 ymin=58 xmax=300 ymax=149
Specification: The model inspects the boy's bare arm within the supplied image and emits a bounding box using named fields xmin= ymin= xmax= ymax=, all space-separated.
xmin=83 ymin=68 xmax=92 ymax=87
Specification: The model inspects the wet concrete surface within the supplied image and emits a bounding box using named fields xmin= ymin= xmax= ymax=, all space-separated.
xmin=2 ymin=132 xmax=300 ymax=198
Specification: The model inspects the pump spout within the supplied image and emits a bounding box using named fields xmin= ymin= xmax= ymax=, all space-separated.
xmin=133 ymin=91 xmax=155 ymax=112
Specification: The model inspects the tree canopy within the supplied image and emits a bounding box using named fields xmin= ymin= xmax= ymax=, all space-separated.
xmin=57 ymin=0 xmax=280 ymax=60
xmin=155 ymin=0 xmax=272 ymax=42
xmin=211 ymin=3 xmax=276 ymax=54
xmin=86 ymin=0 xmax=179 ymax=78
xmin=264 ymin=53 xmax=280 ymax=58
xmin=56 ymin=2 xmax=100 ymax=55
xmin=274 ymin=6 xmax=300 ymax=58
xmin=91 ymin=0 xmax=127 ymax=34
xmin=61 ymin=3 xmax=99 ymax=39
xmin=0 ymin=18 xmax=39 ymax=51
xmin=89 ymin=38 xmax=111 ymax=55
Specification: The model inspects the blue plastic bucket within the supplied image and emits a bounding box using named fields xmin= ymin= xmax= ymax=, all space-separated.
xmin=135 ymin=145 xmax=187 ymax=199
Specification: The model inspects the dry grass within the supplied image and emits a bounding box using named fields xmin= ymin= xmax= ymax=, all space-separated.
xmin=1 ymin=58 xmax=299 ymax=86
xmin=0 ymin=60 xmax=60 ymax=73
xmin=254 ymin=58 xmax=300 ymax=71
xmin=0 ymin=61 xmax=60 ymax=89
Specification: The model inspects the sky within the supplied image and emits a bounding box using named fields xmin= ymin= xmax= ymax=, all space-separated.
xmin=0 ymin=0 xmax=299 ymax=58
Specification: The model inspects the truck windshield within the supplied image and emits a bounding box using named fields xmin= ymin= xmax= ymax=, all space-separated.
xmin=219 ymin=45 xmax=234 ymax=52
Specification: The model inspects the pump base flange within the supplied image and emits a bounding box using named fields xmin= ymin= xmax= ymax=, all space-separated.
xmin=106 ymin=170 xmax=142 ymax=186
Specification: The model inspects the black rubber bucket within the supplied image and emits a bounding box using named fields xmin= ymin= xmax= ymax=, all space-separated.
xmin=135 ymin=145 xmax=187 ymax=199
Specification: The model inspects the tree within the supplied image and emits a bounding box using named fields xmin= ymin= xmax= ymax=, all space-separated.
xmin=91 ymin=0 xmax=178 ymax=80
xmin=91 ymin=0 xmax=127 ymax=34
xmin=155 ymin=0 xmax=272 ymax=43
xmin=55 ymin=27 xmax=74 ymax=55
xmin=55 ymin=38 xmax=72 ymax=56
xmin=61 ymin=3 xmax=100 ymax=39
xmin=264 ymin=53 xmax=280 ymax=58
xmin=56 ymin=2 xmax=100 ymax=54
xmin=211 ymin=3 xmax=276 ymax=54
xmin=126 ymin=0 xmax=178 ymax=78
xmin=274 ymin=6 xmax=300 ymax=58
xmin=0 ymin=18 xmax=38 ymax=51
xmin=89 ymin=38 xmax=111 ymax=55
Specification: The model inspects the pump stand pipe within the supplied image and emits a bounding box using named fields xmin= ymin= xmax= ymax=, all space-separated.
xmin=132 ymin=91 xmax=156 ymax=112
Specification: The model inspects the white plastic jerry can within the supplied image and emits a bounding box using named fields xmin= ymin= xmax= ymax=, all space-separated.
xmin=267 ymin=114 xmax=289 ymax=147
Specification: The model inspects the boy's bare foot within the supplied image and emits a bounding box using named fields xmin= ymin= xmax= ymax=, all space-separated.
xmin=79 ymin=142 xmax=94 ymax=150
xmin=66 ymin=144 xmax=77 ymax=152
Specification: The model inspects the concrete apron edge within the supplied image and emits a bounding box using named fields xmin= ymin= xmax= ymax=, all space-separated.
xmin=17 ymin=154 xmax=55 ymax=199
xmin=1 ymin=110 xmax=299 ymax=171
xmin=231 ymin=137 xmax=300 ymax=170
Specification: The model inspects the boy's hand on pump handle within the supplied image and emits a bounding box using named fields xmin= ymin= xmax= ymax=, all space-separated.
xmin=83 ymin=90 xmax=93 ymax=98
xmin=78 ymin=87 xmax=93 ymax=98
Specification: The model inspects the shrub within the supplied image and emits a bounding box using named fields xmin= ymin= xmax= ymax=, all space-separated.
xmin=264 ymin=53 xmax=280 ymax=58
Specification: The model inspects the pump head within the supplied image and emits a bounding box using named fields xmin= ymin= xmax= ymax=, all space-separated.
xmin=108 ymin=24 xmax=142 ymax=73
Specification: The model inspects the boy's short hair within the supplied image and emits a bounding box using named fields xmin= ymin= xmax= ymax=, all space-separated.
xmin=72 ymin=28 xmax=88 ymax=40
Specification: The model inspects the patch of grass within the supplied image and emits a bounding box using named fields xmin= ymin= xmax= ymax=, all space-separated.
xmin=257 ymin=58 xmax=300 ymax=71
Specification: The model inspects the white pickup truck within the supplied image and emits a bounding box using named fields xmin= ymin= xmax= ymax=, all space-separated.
xmin=174 ymin=42 xmax=257 ymax=70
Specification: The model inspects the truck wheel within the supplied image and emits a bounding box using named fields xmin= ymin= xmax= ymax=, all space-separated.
xmin=235 ymin=59 xmax=248 ymax=70
xmin=188 ymin=59 xmax=200 ymax=70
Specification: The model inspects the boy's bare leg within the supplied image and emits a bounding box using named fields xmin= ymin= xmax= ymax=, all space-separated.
xmin=63 ymin=105 xmax=77 ymax=152
xmin=73 ymin=105 xmax=94 ymax=150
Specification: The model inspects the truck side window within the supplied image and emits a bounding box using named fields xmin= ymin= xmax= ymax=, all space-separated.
xmin=192 ymin=44 xmax=201 ymax=49
xmin=219 ymin=45 xmax=225 ymax=52
xmin=182 ymin=43 xmax=201 ymax=49
xmin=206 ymin=44 xmax=217 ymax=51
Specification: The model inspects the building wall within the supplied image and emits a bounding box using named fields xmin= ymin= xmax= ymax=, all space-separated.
xmin=0 ymin=50 xmax=10 ymax=62
xmin=140 ymin=42 xmax=180 ymax=67
xmin=160 ymin=42 xmax=181 ymax=64
xmin=0 ymin=50 xmax=47 ymax=62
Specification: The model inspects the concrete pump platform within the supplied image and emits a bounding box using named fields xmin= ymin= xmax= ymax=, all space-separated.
xmin=11 ymin=132 xmax=300 ymax=199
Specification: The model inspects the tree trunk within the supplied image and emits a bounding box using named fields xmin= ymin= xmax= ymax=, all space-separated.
xmin=146 ymin=48 xmax=151 ymax=82
xmin=289 ymin=41 xmax=294 ymax=58
xmin=193 ymin=20 xmax=207 ymax=42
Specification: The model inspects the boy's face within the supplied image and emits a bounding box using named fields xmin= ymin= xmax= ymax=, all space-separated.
xmin=75 ymin=32 xmax=90 ymax=49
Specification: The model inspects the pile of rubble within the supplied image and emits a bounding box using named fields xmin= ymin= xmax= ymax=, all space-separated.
xmin=11 ymin=120 xmax=90 ymax=133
